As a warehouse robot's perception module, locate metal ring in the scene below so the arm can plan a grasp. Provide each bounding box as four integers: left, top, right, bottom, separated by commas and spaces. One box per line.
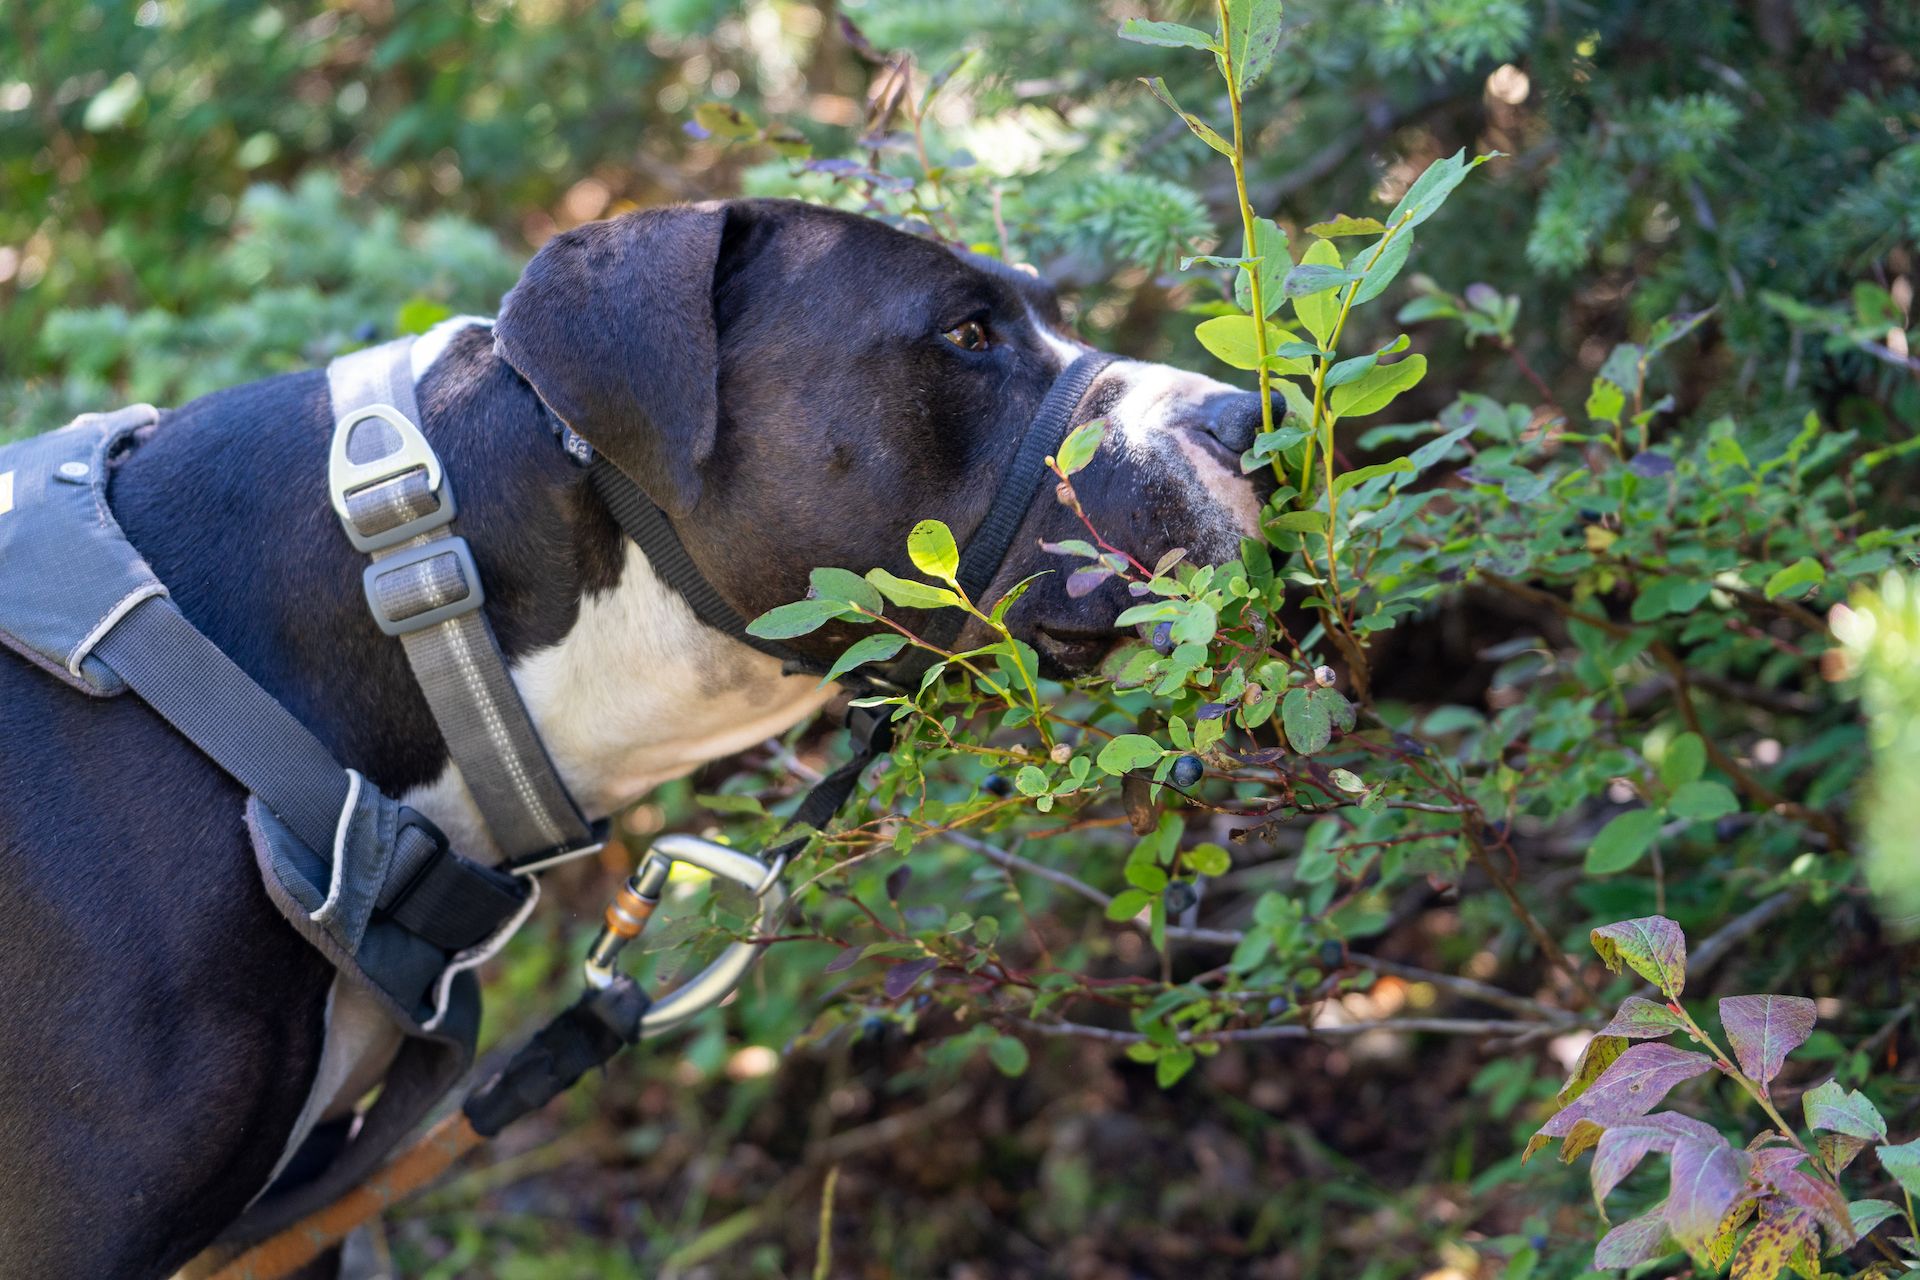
636, 833, 786, 1037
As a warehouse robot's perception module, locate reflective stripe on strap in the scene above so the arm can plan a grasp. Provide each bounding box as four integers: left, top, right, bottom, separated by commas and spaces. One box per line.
327, 337, 598, 864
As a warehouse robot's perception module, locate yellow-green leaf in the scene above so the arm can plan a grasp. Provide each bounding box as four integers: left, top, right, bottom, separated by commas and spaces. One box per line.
1329, 354, 1428, 420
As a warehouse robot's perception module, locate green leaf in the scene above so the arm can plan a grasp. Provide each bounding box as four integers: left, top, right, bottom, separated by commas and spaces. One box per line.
1352, 231, 1414, 305
1848, 1199, 1902, 1238
907, 519, 960, 582
1097, 733, 1165, 775
809, 566, 883, 615
1235, 216, 1291, 318
1187, 842, 1231, 876
1322, 354, 1378, 388
1106, 889, 1152, 920
1586, 809, 1664, 874
1219, 0, 1283, 92
1659, 732, 1707, 789
1283, 261, 1365, 300
1330, 355, 1427, 419
1668, 780, 1738, 821
1269, 510, 1327, 533
693, 101, 756, 138
1306, 214, 1387, 238
1332, 456, 1414, 497
747, 597, 849, 640
1054, 418, 1106, 475
1599, 995, 1689, 1039
1386, 149, 1497, 232
1763, 557, 1825, 601
1877, 1138, 1920, 1198
1803, 1080, 1888, 1141
1590, 916, 1688, 997
987, 1034, 1030, 1077
821, 632, 907, 683
1195, 315, 1307, 373
1587, 378, 1626, 425
1014, 765, 1049, 796
1117, 18, 1218, 50
396, 297, 454, 336
1140, 77, 1232, 156
1281, 687, 1333, 754
1291, 239, 1346, 346
866, 568, 961, 611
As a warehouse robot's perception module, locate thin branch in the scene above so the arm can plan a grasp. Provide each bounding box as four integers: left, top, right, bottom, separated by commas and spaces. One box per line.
1349, 952, 1583, 1027
1011, 1015, 1557, 1046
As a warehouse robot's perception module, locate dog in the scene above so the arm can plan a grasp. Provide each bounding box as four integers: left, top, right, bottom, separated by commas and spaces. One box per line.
0, 197, 1270, 1277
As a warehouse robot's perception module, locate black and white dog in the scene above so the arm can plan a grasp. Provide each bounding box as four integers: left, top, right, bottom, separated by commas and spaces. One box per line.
0, 198, 1268, 1277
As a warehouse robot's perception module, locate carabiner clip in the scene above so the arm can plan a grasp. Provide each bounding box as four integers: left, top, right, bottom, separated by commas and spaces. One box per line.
581, 833, 786, 1037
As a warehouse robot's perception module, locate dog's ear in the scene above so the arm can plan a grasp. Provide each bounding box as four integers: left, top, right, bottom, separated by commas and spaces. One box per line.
494, 202, 730, 518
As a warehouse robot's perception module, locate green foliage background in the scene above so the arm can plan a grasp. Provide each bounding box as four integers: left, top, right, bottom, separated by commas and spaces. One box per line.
4, 2, 1918, 1277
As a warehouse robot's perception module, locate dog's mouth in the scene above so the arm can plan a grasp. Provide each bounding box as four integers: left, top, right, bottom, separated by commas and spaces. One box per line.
1031, 623, 1121, 677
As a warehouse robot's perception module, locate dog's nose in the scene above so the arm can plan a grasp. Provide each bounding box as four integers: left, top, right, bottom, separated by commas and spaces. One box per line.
1195, 391, 1280, 455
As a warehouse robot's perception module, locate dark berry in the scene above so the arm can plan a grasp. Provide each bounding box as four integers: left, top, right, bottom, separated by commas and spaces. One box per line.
1318, 939, 1344, 969
1164, 881, 1198, 914
353, 320, 381, 343
983, 773, 1011, 797
1151, 620, 1175, 655
1266, 995, 1291, 1017
1579, 509, 1602, 524
1714, 816, 1743, 841
1170, 754, 1205, 789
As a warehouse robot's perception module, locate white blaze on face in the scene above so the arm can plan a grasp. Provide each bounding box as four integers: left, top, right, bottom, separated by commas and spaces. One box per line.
1098, 358, 1264, 539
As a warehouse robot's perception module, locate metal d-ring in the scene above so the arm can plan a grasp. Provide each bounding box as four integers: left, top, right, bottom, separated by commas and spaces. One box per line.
580, 832, 786, 1037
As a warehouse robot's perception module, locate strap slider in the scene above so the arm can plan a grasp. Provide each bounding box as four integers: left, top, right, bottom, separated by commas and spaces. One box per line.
362, 537, 486, 636
329, 404, 457, 553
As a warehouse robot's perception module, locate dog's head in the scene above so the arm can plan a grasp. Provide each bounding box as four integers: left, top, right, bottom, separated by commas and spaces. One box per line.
496, 198, 1273, 675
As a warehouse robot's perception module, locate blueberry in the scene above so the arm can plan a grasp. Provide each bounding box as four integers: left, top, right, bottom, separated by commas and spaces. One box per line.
1151, 620, 1175, 656
983, 773, 1011, 797
353, 321, 381, 343
1170, 754, 1204, 788
1318, 939, 1344, 969
1164, 881, 1198, 914
1266, 995, 1291, 1017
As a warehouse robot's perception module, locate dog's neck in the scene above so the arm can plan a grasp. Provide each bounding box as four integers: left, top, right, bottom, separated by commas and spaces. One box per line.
401, 318, 834, 858
113, 317, 831, 864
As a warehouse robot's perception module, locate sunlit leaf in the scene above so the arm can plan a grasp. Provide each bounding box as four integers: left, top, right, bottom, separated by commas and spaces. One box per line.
1590, 916, 1689, 996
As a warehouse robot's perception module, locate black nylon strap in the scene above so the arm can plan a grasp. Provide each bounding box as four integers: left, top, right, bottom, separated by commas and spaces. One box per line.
92, 595, 352, 856
464, 975, 651, 1137
589, 457, 812, 671
919, 350, 1117, 653
380, 834, 530, 953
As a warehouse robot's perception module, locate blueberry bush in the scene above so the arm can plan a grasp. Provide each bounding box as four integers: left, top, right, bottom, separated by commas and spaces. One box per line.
6, 0, 1919, 1275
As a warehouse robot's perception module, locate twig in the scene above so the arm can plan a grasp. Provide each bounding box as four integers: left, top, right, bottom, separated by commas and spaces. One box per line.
1012, 1015, 1556, 1046
1348, 952, 1583, 1027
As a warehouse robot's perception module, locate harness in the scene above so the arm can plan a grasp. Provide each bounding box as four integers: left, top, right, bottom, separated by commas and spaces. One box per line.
0, 333, 1113, 1272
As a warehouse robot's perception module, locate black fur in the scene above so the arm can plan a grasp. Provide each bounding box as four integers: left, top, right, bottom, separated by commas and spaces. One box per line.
0, 198, 1264, 1276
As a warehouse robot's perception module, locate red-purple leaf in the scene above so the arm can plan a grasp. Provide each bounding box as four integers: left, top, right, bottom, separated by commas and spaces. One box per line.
1591, 916, 1688, 996
1594, 1205, 1674, 1270
883, 956, 940, 999
1666, 1140, 1753, 1259
1731, 1203, 1814, 1280
1768, 1168, 1856, 1249
1600, 995, 1690, 1039
1749, 1145, 1808, 1183
823, 947, 866, 974
1539, 1043, 1717, 1137
1067, 565, 1117, 598
1719, 995, 1817, 1089
1591, 1113, 1726, 1213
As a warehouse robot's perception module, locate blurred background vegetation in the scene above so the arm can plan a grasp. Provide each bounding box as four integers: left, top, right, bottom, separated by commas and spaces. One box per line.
4, 2, 1918, 1277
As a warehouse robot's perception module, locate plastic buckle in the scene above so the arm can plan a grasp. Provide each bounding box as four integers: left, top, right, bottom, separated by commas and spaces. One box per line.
329, 403, 458, 553
362, 537, 486, 637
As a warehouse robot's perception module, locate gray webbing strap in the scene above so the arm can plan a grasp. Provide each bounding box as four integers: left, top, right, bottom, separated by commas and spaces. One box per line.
326, 338, 595, 863
93, 595, 351, 856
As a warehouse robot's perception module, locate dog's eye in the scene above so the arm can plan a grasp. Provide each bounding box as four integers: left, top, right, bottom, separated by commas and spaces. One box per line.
942, 319, 990, 352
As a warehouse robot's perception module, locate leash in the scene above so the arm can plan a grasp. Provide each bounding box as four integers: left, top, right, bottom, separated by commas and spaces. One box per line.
204, 344, 1117, 1277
